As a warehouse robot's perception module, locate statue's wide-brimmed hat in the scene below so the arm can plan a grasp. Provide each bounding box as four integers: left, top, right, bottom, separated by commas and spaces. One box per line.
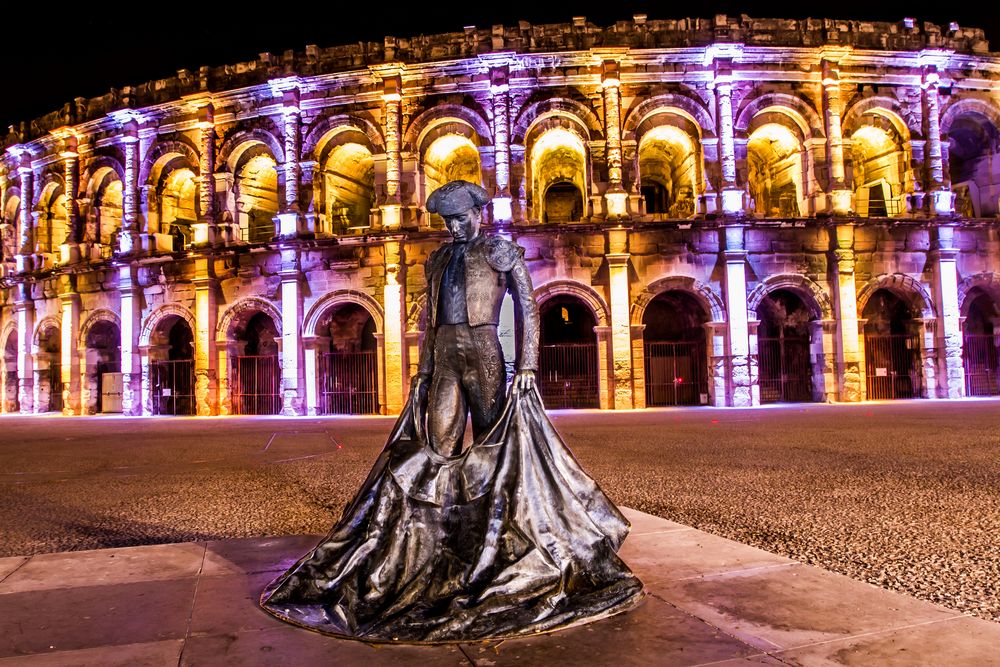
426, 180, 491, 216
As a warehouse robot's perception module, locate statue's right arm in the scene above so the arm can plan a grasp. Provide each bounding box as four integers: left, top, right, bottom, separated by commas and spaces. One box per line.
415, 254, 437, 386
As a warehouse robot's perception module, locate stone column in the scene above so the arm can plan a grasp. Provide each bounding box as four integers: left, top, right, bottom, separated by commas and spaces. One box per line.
932, 225, 964, 397
380, 74, 403, 229
490, 67, 513, 222
118, 264, 142, 415
713, 69, 743, 214
602, 60, 627, 218
723, 225, 756, 406
193, 257, 217, 415
215, 340, 230, 416
594, 325, 611, 410
810, 319, 838, 402
382, 238, 405, 414
822, 61, 853, 215
923, 67, 954, 215
60, 136, 81, 264
832, 224, 862, 401
279, 248, 303, 415
15, 152, 34, 272
59, 278, 80, 415
193, 105, 217, 246
630, 324, 646, 410
277, 89, 307, 238
606, 227, 633, 409
119, 122, 141, 255
705, 321, 728, 407
302, 336, 328, 416
916, 317, 939, 398
15, 295, 33, 414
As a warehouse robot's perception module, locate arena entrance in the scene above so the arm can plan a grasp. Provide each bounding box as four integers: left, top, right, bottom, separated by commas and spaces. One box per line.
863, 289, 922, 400
642, 290, 708, 406
538, 296, 599, 409
84, 320, 121, 413
35, 324, 62, 413
3, 330, 17, 413
316, 303, 379, 414
150, 316, 195, 415
962, 290, 1000, 396
231, 312, 281, 415
757, 289, 814, 403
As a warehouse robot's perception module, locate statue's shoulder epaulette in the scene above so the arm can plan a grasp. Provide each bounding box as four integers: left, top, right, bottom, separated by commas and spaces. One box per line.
485, 235, 524, 272
426, 244, 449, 271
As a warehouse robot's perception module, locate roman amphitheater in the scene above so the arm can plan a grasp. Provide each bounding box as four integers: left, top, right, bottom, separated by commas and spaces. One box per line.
2, 14, 999, 417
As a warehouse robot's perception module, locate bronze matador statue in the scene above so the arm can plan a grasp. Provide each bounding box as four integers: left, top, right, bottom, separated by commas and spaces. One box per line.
260, 180, 642, 643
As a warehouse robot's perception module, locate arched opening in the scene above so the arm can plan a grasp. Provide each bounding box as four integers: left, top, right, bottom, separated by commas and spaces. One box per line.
863, 289, 922, 399
3, 196, 20, 265
322, 142, 375, 234
235, 152, 279, 243
159, 167, 198, 249
962, 290, 1000, 396
850, 119, 909, 217
948, 113, 1000, 217
35, 324, 62, 413
642, 290, 708, 406
530, 128, 587, 224
316, 303, 379, 414
38, 184, 69, 254
90, 168, 123, 249
538, 295, 599, 409
149, 316, 195, 415
3, 331, 18, 413
757, 289, 814, 403
84, 320, 121, 414
423, 134, 482, 228
231, 311, 281, 415
638, 125, 697, 218
747, 123, 803, 218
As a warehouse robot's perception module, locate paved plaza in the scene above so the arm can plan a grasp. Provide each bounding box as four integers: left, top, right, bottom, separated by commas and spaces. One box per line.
1, 399, 998, 633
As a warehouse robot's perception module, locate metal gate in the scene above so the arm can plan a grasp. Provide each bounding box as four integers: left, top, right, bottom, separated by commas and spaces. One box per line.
151, 359, 195, 415
864, 334, 921, 400
319, 351, 379, 414
644, 341, 706, 406
963, 333, 1000, 397
538, 343, 599, 409
47, 363, 63, 412
232, 354, 281, 415
758, 335, 813, 403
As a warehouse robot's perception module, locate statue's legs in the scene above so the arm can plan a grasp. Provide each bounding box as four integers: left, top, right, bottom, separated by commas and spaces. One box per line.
428, 324, 506, 456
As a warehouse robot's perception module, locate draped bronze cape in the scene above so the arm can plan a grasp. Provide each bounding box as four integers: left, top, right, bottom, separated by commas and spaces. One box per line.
259, 386, 643, 643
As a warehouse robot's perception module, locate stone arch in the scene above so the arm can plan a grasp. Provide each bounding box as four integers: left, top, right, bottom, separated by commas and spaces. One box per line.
216, 296, 283, 342
303, 113, 385, 159
79, 309, 122, 350
623, 93, 716, 141
940, 97, 1000, 137
857, 274, 936, 320
139, 303, 197, 347
1, 319, 17, 356
404, 103, 492, 152
735, 93, 825, 139
512, 97, 603, 145
958, 272, 1000, 316
217, 129, 285, 170
33, 316, 61, 348
533, 280, 609, 328
140, 139, 200, 186
2, 184, 20, 211
303, 289, 384, 337
81, 155, 126, 197
631, 276, 727, 325
842, 97, 917, 140
747, 274, 833, 321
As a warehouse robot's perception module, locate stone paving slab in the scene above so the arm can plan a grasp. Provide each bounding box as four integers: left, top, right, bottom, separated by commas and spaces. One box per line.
0, 508, 996, 666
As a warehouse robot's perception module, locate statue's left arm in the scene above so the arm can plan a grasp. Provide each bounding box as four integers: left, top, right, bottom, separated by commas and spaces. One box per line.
508, 246, 539, 385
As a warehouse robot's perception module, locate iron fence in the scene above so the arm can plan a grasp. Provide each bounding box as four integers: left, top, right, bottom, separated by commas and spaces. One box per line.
232, 354, 282, 415
864, 334, 921, 400
644, 341, 706, 406
963, 333, 1000, 397
758, 335, 813, 403
319, 351, 379, 415
151, 359, 195, 415
538, 343, 599, 409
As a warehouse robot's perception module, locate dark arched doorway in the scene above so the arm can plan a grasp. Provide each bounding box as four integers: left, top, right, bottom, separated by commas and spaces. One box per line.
538, 296, 599, 409
863, 290, 922, 400
232, 312, 281, 414
36, 324, 62, 413
84, 321, 121, 413
643, 290, 708, 406
3, 330, 18, 413
543, 181, 584, 223
150, 316, 195, 415
757, 289, 814, 403
962, 290, 1000, 396
317, 304, 379, 414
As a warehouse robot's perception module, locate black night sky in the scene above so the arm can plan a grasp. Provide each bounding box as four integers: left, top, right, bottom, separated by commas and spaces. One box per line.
4, 2, 997, 130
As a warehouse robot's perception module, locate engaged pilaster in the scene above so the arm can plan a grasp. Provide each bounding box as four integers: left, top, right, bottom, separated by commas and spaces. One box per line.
59, 135, 81, 264
118, 119, 142, 255
279, 248, 304, 415
713, 68, 744, 215
822, 61, 853, 215
193, 257, 218, 415
490, 67, 513, 223
15, 292, 33, 413
58, 276, 80, 415
192, 104, 218, 246
382, 238, 406, 414
923, 67, 954, 216
932, 225, 964, 397
276, 83, 308, 238
832, 224, 862, 401
602, 61, 627, 219
380, 73, 404, 229
723, 225, 756, 406
118, 263, 142, 415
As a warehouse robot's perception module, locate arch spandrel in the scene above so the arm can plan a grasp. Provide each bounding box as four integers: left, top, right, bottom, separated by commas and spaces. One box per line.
32, 316, 62, 348
746, 274, 833, 321
622, 93, 716, 141
842, 96, 918, 141
856, 273, 936, 320
404, 103, 493, 153
734, 93, 825, 140
631, 276, 727, 325
217, 129, 285, 172
79, 309, 122, 350
140, 139, 200, 187
533, 280, 610, 328
958, 272, 1000, 316
512, 97, 603, 146
304, 114, 385, 160
139, 303, 197, 347
216, 297, 284, 343
303, 289, 385, 337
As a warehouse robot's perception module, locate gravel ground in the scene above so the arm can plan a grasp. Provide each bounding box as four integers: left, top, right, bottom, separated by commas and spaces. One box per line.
0, 400, 997, 623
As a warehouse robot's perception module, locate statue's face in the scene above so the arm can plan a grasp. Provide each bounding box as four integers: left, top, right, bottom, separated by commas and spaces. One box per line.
442, 207, 481, 243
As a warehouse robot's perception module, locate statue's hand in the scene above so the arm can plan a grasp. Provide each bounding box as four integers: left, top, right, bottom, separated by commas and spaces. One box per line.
513, 369, 535, 393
